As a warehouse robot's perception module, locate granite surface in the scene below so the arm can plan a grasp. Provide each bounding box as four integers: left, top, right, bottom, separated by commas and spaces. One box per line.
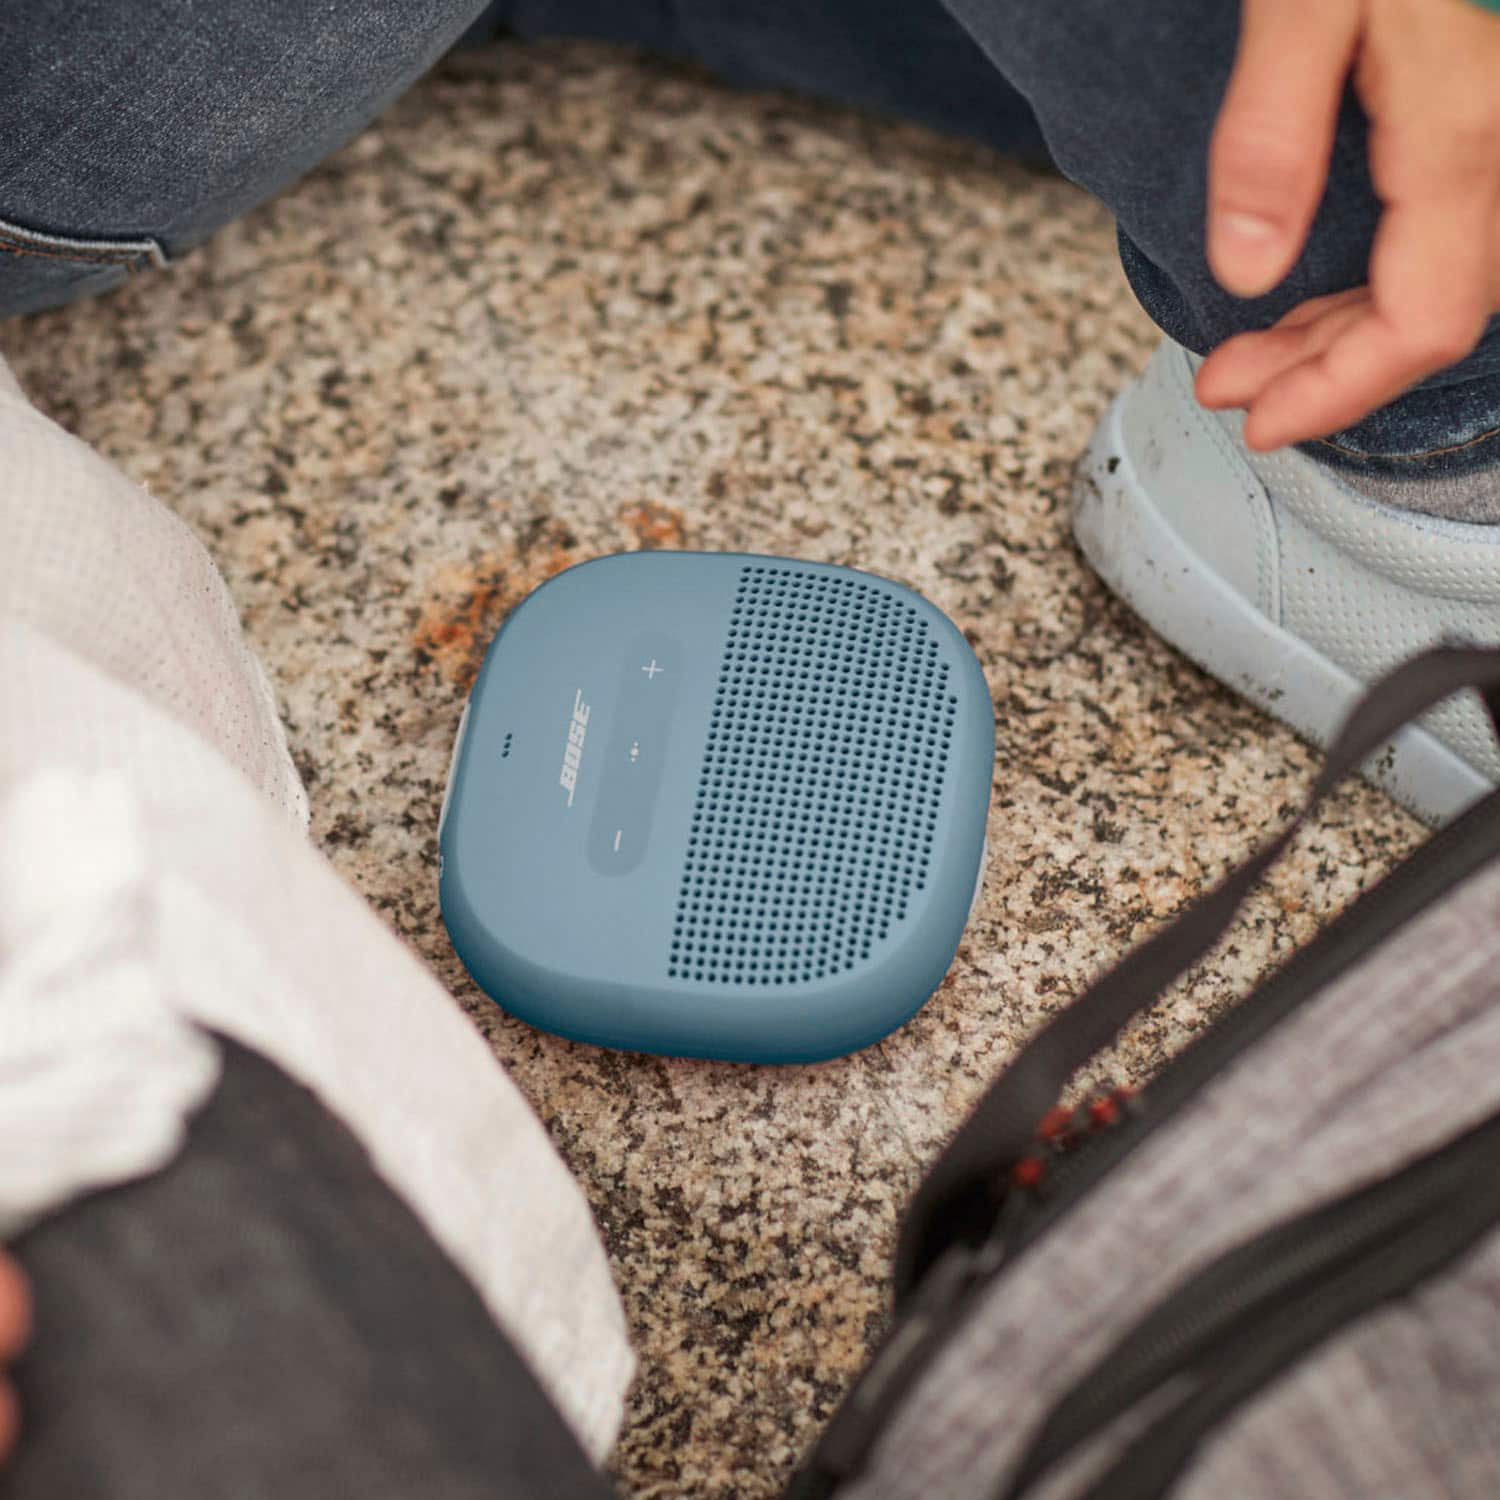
3, 41, 1425, 1499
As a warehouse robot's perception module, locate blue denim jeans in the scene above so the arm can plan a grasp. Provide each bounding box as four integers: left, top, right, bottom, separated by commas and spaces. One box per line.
2, 0, 1498, 479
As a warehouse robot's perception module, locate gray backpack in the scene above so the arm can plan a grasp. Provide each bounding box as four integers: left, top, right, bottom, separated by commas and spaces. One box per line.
788, 645, 1500, 1500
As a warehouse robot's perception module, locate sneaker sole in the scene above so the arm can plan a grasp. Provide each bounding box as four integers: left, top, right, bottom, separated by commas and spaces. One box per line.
1072, 391, 1491, 825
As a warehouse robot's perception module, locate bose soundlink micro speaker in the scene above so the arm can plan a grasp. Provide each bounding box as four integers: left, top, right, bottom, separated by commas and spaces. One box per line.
439, 551, 994, 1063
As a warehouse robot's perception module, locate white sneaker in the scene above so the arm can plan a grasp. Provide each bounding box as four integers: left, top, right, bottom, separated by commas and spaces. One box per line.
1073, 338, 1500, 825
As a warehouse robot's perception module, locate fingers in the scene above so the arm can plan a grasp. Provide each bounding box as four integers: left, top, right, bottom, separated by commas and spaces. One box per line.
0, 1254, 27, 1466
1201, 0, 1500, 448
1359, 67, 1500, 362
0, 1256, 29, 1366
1239, 311, 1433, 450
1201, 171, 1497, 449
1208, 0, 1361, 297
0, 1382, 17, 1464
1196, 289, 1366, 409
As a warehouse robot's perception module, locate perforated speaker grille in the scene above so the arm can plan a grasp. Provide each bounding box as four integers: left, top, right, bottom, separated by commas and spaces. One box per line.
669, 564, 959, 987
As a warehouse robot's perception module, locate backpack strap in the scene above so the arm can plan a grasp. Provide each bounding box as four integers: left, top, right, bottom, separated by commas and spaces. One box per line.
895, 644, 1500, 1299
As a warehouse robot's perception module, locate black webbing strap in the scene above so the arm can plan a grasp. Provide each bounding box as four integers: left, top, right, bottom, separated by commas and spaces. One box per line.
894, 644, 1500, 1299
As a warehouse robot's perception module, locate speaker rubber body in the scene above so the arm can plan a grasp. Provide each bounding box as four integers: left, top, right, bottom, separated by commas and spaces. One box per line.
440, 552, 994, 1063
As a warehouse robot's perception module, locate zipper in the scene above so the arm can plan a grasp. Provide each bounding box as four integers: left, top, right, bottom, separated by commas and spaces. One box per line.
1000, 1109, 1500, 1499
785, 782, 1500, 1498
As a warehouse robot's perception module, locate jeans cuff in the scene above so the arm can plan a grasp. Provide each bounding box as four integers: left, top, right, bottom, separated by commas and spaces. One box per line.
0, 214, 168, 319
1308, 369, 1500, 483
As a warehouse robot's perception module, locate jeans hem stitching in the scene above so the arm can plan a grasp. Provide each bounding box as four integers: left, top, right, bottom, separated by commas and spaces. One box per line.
0, 215, 168, 270
1313, 422, 1500, 465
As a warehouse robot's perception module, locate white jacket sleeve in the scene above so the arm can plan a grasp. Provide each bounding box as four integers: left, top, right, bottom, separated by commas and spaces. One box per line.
0, 359, 632, 1460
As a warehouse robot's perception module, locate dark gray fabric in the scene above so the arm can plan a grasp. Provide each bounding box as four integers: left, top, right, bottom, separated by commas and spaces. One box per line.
4, 1036, 617, 1500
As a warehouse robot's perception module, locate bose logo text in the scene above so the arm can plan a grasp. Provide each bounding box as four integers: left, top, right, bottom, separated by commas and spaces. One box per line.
559, 689, 590, 806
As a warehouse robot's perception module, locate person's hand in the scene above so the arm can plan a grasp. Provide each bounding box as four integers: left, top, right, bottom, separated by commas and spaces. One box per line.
0, 1252, 29, 1463
1195, 0, 1500, 450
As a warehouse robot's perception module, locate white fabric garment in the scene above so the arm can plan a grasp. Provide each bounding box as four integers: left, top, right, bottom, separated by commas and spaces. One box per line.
0, 357, 632, 1459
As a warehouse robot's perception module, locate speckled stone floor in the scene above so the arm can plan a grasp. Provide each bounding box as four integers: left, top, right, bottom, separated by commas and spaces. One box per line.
3, 40, 1425, 1500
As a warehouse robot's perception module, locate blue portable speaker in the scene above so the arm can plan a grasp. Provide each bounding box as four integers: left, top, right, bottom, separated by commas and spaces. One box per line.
439, 551, 994, 1062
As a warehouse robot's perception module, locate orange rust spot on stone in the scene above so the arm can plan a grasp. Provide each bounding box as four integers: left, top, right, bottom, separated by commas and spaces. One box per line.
414, 528, 577, 690
617, 499, 687, 550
